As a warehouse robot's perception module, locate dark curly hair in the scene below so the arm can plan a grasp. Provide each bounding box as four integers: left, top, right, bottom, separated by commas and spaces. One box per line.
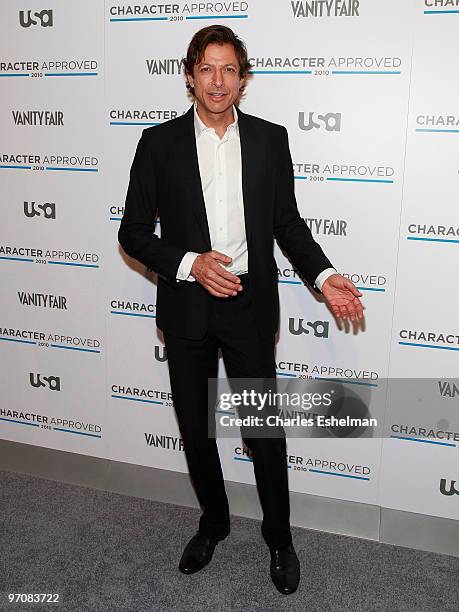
182, 25, 251, 94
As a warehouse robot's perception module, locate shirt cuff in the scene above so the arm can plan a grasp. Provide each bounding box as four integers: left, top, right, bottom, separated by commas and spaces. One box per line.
314, 268, 337, 292
176, 251, 200, 281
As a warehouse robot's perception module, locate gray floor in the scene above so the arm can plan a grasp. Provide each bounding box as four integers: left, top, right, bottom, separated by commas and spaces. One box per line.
0, 470, 458, 612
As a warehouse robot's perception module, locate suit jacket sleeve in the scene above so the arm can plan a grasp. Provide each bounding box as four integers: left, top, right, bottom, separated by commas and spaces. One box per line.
273, 125, 334, 291
118, 129, 187, 286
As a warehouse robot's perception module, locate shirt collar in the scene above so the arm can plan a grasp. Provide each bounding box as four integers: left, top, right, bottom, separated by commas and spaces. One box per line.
193, 102, 239, 140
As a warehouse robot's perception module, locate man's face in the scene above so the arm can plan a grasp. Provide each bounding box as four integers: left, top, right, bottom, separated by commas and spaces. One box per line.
187, 42, 245, 116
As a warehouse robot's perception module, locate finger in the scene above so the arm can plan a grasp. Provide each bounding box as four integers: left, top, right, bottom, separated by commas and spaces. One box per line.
339, 305, 348, 319
208, 269, 242, 291
354, 299, 364, 320
205, 285, 229, 298
208, 274, 241, 293
203, 279, 230, 297
213, 264, 242, 284
331, 305, 341, 319
344, 279, 363, 297
195, 272, 231, 296
206, 277, 238, 296
346, 301, 357, 321
209, 250, 232, 264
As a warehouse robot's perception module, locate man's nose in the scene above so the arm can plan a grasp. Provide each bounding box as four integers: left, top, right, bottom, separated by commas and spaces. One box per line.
212, 69, 223, 87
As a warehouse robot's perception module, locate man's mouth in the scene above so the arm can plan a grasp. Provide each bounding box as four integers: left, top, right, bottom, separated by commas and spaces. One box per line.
208, 92, 227, 100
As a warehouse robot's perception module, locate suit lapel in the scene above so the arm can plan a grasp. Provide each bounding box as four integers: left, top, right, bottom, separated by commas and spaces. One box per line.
235, 105, 256, 248
179, 104, 212, 249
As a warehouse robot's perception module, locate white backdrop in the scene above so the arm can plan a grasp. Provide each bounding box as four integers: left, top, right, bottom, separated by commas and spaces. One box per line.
1, 0, 458, 523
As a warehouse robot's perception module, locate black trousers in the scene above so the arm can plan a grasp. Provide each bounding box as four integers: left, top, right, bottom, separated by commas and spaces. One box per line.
163, 273, 292, 549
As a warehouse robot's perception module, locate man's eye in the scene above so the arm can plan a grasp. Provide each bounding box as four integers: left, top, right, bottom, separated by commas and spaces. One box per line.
201, 67, 210, 72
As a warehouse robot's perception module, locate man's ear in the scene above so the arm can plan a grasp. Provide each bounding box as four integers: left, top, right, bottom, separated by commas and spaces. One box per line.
186, 72, 194, 89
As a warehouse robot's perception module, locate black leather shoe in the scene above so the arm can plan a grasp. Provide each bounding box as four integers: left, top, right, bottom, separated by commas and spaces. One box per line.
178, 531, 227, 575
269, 542, 300, 595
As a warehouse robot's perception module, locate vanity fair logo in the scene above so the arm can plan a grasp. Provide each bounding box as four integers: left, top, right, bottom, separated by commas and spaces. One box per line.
18, 292, 68, 310
299, 112, 341, 131
438, 380, 459, 398
12, 111, 63, 127
146, 58, 182, 75
304, 217, 348, 236
291, 0, 360, 18
145, 433, 184, 451
19, 9, 53, 27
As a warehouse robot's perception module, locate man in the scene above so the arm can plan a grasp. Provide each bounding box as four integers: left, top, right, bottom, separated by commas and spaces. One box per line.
118, 25, 363, 595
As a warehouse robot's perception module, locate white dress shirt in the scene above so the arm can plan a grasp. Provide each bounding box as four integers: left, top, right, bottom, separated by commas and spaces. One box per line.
176, 104, 336, 291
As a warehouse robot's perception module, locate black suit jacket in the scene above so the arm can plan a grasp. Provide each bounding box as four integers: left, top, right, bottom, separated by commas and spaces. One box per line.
118, 104, 333, 339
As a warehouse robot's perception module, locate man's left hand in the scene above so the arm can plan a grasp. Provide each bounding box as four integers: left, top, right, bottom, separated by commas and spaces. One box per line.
321, 273, 364, 321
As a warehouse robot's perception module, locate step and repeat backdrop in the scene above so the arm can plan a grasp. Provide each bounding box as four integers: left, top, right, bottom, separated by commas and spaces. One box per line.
1, 1, 458, 523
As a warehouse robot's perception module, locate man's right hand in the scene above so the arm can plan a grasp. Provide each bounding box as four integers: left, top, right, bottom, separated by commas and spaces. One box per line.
191, 251, 243, 298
